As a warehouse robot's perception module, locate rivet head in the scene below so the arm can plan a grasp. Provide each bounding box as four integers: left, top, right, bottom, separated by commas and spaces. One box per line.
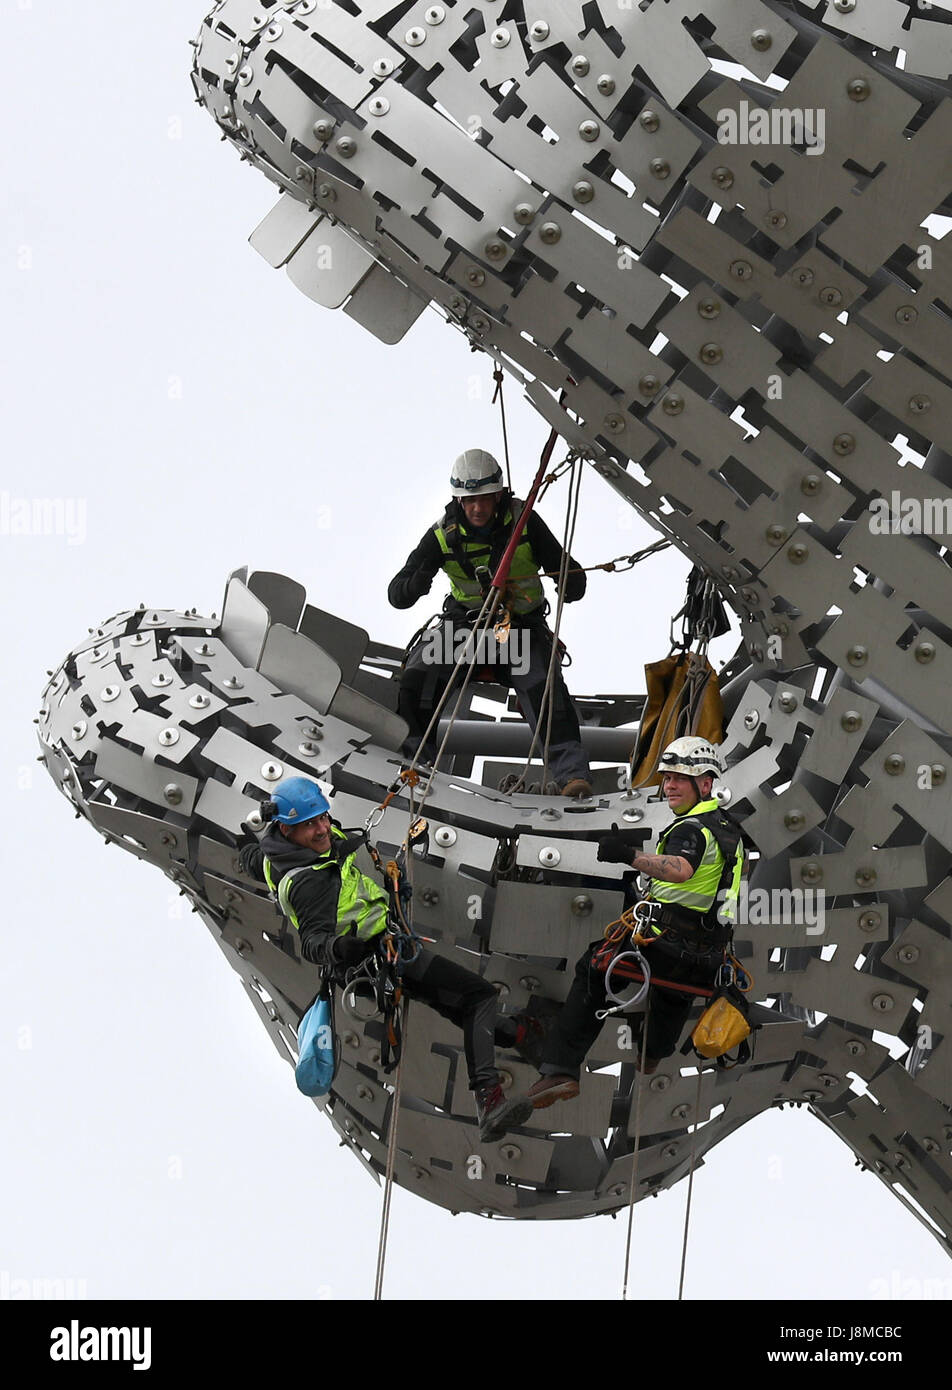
784, 811, 805, 831
519, 975, 541, 992
922, 1136, 940, 1154
498, 1069, 513, 1090
356, 1084, 374, 1102
368, 96, 389, 116
372, 58, 395, 77
660, 1144, 678, 1160
840, 710, 862, 732
490, 27, 510, 48
470, 315, 490, 336
639, 109, 660, 133
222, 675, 243, 690
710, 164, 734, 190
158, 728, 179, 747
914, 641, 935, 663
570, 54, 590, 76
671, 1103, 690, 1120
621, 806, 644, 822
847, 644, 868, 667
714, 786, 732, 805
895, 305, 917, 326
260, 762, 283, 782
571, 894, 593, 917
750, 28, 772, 50
405, 26, 426, 45
604, 413, 626, 435
245, 809, 264, 830
661, 393, 684, 416
884, 753, 905, 775
766, 524, 787, 545
538, 846, 561, 867
897, 945, 920, 964
743, 709, 759, 730
163, 784, 184, 806
741, 587, 758, 606
312, 119, 334, 142
342, 1031, 359, 1049
777, 691, 798, 711
298, 742, 319, 757
802, 1090, 824, 1103
765, 210, 787, 229
424, 5, 445, 22
908, 394, 931, 414
847, 77, 871, 101
698, 296, 721, 319
649, 1075, 671, 1092
833, 432, 855, 455
465, 267, 486, 286
638, 373, 661, 396
265, 22, 282, 39
787, 543, 808, 564
930, 763, 946, 785
872, 992, 894, 1012
189, 692, 211, 710
335, 136, 356, 158
579, 120, 600, 142
855, 866, 877, 886
800, 861, 822, 884
485, 239, 507, 261
513, 202, 535, 225
800, 473, 821, 496
730, 259, 753, 281
101, 686, 120, 702
793, 266, 815, 287
699, 342, 723, 365
572, 180, 595, 203
596, 74, 616, 95
845, 1040, 866, 1057
819, 286, 843, 307
539, 222, 562, 244
238, 66, 253, 85
411, 1166, 429, 1180
529, 20, 550, 41
649, 157, 670, 179
434, 826, 457, 847
834, 0, 856, 10
858, 910, 881, 932
71, 720, 87, 740
499, 1143, 522, 1161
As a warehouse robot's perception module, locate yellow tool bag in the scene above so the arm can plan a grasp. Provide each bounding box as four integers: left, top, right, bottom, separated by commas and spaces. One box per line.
630, 650, 724, 787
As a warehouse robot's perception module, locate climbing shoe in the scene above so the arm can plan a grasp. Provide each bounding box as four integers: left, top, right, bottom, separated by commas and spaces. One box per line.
526, 1074, 580, 1109
475, 1080, 534, 1144
561, 778, 593, 799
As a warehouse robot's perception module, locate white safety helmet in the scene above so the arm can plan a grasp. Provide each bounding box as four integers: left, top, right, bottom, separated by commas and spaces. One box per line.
450, 449, 504, 497
658, 736, 723, 778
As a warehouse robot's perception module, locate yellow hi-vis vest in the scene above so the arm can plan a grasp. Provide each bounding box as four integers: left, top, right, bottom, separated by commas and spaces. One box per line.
647, 799, 745, 927
433, 506, 544, 614
263, 828, 388, 941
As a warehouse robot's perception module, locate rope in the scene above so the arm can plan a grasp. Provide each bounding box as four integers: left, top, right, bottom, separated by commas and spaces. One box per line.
492, 367, 513, 493
622, 997, 651, 1300
677, 1064, 706, 1301
373, 996, 410, 1301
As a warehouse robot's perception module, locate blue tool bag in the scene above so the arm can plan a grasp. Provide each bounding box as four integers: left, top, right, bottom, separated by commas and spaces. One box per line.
294, 993, 336, 1097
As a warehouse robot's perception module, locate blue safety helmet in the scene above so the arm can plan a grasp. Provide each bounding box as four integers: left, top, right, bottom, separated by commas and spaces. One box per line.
264, 776, 330, 825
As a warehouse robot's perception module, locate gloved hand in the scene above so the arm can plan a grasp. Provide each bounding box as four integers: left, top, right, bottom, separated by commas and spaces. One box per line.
597, 823, 638, 866
330, 934, 375, 969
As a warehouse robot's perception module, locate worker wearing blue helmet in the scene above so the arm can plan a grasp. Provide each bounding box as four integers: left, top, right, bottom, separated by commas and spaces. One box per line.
240, 776, 542, 1143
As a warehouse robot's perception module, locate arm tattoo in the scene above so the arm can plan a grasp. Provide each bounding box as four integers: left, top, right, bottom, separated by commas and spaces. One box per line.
629, 851, 691, 881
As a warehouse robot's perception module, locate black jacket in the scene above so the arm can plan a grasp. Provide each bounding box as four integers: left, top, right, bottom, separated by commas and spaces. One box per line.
239, 823, 376, 972
387, 497, 587, 617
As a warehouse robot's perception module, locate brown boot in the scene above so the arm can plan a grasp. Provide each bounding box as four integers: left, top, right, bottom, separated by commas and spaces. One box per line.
526, 1074, 580, 1109
561, 778, 593, 799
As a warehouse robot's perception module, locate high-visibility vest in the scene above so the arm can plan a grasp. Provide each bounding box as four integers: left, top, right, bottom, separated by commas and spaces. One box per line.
263, 827, 388, 941
647, 799, 744, 926
433, 505, 544, 614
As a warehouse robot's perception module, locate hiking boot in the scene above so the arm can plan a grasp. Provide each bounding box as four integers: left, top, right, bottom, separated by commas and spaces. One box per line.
561, 778, 593, 799
474, 1079, 534, 1144
526, 1074, 580, 1109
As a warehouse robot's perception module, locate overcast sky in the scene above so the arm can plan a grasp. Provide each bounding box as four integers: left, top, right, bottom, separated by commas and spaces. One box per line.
2, 0, 950, 1303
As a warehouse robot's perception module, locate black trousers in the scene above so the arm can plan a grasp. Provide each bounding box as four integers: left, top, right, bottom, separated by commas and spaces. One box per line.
539, 939, 721, 1078
398, 614, 589, 785
398, 949, 515, 1090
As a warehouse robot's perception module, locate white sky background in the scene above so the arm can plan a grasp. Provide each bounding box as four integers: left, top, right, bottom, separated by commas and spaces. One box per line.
2, 0, 951, 1303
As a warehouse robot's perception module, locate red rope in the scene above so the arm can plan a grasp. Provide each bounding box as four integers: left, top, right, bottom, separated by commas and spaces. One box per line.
490, 424, 560, 592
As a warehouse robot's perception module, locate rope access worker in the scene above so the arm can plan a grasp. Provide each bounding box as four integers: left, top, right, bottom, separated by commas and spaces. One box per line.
239, 776, 541, 1142
514, 737, 746, 1109
388, 449, 593, 798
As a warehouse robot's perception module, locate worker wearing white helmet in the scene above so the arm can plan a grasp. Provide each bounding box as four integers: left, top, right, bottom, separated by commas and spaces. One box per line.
516, 736, 747, 1107
388, 449, 593, 797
